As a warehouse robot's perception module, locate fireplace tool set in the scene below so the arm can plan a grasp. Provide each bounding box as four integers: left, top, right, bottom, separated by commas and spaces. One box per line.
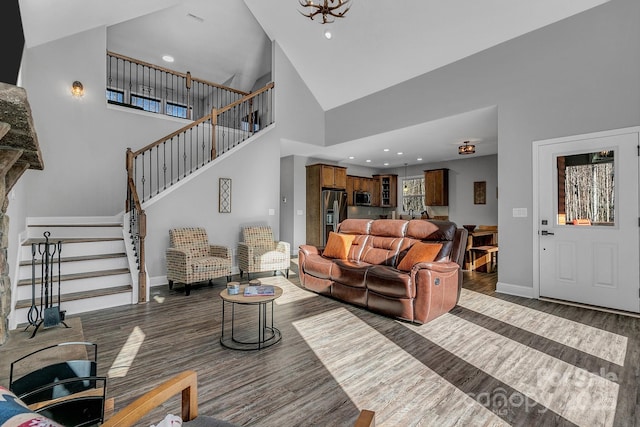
25, 231, 68, 338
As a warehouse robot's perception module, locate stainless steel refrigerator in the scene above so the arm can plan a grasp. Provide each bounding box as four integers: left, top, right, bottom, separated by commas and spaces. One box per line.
321, 190, 348, 246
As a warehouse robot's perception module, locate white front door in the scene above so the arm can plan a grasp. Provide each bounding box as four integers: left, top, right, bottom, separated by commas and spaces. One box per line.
537, 130, 640, 313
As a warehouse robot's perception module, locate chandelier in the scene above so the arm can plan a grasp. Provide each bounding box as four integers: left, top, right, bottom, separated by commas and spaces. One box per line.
458, 141, 476, 155
299, 0, 351, 24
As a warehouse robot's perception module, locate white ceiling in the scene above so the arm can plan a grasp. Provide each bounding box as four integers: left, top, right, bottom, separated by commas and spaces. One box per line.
19, 0, 608, 167
245, 0, 608, 111
281, 105, 498, 169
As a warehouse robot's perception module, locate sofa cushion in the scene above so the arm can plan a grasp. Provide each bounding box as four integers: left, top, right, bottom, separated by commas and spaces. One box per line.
337, 219, 372, 235
396, 242, 443, 271
366, 265, 414, 298
417, 221, 457, 242
323, 232, 356, 259
405, 220, 440, 240
359, 236, 404, 266
302, 253, 334, 279
370, 219, 408, 237
331, 260, 370, 288
347, 235, 369, 261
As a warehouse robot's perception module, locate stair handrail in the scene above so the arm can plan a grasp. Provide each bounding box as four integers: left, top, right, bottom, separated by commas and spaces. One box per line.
216, 82, 274, 115
125, 82, 274, 302
131, 82, 274, 157
125, 175, 147, 303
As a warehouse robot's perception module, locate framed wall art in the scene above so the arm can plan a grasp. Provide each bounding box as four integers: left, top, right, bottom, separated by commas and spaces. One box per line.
219, 178, 232, 213
474, 181, 486, 205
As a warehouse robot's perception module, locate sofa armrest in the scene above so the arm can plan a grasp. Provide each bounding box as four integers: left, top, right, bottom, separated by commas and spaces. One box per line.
102, 370, 198, 427
209, 245, 232, 260
413, 261, 459, 273
299, 244, 321, 256
276, 241, 290, 254
413, 261, 460, 323
166, 248, 191, 269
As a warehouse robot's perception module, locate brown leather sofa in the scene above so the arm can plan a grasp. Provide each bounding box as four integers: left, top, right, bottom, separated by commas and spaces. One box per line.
298, 219, 468, 324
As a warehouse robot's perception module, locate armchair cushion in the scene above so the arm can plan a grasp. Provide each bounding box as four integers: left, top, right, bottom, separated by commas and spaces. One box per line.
170, 228, 210, 258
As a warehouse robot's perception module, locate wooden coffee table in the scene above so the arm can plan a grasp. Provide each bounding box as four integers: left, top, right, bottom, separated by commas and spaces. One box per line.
219, 284, 283, 350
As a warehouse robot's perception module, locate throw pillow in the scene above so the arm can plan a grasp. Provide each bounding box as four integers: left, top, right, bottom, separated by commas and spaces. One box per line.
322, 232, 356, 259
396, 242, 443, 271
0, 386, 62, 427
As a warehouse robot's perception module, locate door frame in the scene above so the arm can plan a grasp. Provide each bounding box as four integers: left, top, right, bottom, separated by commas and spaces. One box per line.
532, 126, 640, 300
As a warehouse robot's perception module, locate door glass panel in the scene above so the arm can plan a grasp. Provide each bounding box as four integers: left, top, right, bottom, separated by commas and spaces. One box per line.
556, 150, 615, 226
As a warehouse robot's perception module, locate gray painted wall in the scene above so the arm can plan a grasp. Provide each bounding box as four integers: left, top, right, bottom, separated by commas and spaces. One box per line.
272, 42, 328, 252
144, 135, 281, 280
324, 0, 640, 291
19, 26, 190, 217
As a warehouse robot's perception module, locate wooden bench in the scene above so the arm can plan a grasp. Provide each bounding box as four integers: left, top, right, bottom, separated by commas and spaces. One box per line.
470, 245, 498, 273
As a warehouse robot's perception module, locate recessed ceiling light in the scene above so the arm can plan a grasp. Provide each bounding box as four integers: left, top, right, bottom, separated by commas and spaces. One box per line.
383, 162, 389, 166
383, 148, 390, 152
348, 156, 355, 159
417, 157, 423, 161
397, 152, 403, 155
162, 55, 174, 63
366, 159, 371, 163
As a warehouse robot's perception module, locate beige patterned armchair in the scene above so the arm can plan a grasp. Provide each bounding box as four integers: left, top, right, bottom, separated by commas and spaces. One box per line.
166, 228, 232, 295
237, 226, 290, 280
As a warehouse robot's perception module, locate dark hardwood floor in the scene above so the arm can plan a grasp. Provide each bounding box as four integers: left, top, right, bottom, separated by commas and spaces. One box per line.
3, 264, 639, 426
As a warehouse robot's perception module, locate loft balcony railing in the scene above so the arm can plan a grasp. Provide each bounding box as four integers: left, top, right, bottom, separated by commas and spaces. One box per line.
125, 81, 274, 302
107, 51, 247, 121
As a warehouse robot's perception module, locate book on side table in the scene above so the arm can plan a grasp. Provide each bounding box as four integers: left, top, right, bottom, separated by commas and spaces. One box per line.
244, 285, 275, 296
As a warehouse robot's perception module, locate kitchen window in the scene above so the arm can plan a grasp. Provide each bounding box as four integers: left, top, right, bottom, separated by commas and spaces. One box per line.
402, 177, 426, 213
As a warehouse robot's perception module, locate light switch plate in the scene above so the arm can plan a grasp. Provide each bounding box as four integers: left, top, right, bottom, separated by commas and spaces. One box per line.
268, 209, 275, 216
512, 208, 528, 217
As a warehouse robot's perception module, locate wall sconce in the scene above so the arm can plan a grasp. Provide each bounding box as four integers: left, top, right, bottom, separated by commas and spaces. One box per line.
71, 81, 84, 97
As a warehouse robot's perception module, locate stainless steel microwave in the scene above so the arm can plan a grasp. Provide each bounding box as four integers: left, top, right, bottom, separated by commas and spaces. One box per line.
354, 191, 371, 206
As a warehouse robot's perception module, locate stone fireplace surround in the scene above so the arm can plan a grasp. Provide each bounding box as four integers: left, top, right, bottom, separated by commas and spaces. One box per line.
0, 83, 44, 344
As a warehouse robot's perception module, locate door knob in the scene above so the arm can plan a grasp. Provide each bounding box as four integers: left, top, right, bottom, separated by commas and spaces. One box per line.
540, 230, 555, 236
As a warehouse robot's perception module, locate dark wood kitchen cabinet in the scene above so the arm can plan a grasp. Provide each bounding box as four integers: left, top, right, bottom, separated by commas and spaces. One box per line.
424, 168, 449, 206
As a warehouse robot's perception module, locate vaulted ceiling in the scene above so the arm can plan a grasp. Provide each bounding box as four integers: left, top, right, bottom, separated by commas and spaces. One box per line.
19, 0, 608, 166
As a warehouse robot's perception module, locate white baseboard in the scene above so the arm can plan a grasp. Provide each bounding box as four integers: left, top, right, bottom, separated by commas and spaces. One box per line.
150, 266, 241, 288
150, 276, 168, 288
496, 282, 535, 299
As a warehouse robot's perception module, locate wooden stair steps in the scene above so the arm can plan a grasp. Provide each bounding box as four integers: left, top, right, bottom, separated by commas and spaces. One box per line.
15, 285, 133, 310
18, 268, 130, 287
22, 237, 123, 246
19, 252, 127, 267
